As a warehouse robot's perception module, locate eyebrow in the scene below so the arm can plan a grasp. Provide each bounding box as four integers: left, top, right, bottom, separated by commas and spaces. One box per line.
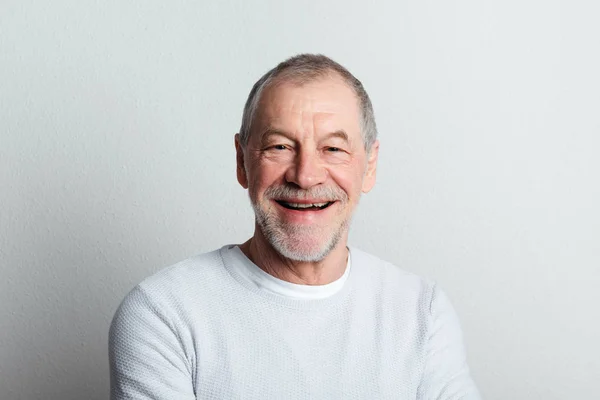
325, 130, 350, 142
259, 128, 293, 143
259, 127, 350, 144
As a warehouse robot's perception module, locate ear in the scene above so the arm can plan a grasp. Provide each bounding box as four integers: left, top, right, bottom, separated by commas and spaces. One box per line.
235, 134, 248, 189
361, 140, 379, 193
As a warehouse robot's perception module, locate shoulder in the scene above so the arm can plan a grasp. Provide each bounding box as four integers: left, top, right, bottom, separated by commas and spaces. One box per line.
349, 247, 435, 291
111, 247, 234, 327
349, 247, 437, 312
137, 247, 226, 296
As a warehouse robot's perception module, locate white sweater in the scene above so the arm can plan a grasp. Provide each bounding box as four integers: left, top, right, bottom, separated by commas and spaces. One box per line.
109, 245, 481, 399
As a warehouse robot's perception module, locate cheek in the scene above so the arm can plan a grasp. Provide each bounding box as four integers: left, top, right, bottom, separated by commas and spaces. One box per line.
248, 162, 286, 195
329, 165, 365, 200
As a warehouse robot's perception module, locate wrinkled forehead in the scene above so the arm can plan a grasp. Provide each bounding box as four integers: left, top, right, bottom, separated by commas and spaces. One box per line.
252, 74, 362, 140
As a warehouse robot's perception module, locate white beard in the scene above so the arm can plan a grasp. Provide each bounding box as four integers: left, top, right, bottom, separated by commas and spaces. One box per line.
251, 200, 350, 262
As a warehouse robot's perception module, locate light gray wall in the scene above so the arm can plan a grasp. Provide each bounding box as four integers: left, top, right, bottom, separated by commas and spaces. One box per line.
1, 1, 598, 399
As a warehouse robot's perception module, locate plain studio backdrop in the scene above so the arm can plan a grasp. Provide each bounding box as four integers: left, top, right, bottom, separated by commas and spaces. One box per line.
1, 1, 599, 399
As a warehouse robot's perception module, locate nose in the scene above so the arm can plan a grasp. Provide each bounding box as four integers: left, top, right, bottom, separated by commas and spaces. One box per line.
284, 148, 327, 189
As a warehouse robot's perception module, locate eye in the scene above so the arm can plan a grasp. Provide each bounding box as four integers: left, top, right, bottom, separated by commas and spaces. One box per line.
266, 144, 288, 151
326, 147, 342, 152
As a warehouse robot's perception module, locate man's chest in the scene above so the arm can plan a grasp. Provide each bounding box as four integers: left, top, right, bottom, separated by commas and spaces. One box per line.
188, 303, 427, 399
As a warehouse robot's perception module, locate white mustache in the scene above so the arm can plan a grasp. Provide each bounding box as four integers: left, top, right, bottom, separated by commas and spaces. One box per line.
264, 185, 347, 202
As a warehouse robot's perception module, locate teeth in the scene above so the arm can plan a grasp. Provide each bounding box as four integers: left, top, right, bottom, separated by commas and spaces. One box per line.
282, 202, 329, 208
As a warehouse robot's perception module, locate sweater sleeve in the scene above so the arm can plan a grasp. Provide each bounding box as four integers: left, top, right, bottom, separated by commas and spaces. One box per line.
416, 284, 482, 400
109, 285, 196, 400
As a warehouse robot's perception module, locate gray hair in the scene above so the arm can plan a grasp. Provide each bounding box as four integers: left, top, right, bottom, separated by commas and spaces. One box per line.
238, 54, 377, 152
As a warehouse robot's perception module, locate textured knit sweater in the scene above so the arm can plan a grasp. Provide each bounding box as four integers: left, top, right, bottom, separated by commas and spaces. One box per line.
109, 245, 481, 399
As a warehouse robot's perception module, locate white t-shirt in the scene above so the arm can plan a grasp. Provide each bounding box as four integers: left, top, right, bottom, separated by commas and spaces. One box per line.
227, 245, 350, 300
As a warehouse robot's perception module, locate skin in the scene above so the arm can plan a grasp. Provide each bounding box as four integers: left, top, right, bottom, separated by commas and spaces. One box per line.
235, 73, 379, 285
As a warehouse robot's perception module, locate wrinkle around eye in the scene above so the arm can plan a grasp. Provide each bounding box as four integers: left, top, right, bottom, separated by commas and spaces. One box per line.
260, 145, 295, 160
324, 146, 351, 155
259, 144, 288, 152
323, 148, 352, 165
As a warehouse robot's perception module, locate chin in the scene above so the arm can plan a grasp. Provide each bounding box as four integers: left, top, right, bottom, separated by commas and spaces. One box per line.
271, 238, 334, 262
262, 223, 347, 263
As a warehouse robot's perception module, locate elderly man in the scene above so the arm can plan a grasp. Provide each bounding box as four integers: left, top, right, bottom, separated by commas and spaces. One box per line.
109, 54, 481, 399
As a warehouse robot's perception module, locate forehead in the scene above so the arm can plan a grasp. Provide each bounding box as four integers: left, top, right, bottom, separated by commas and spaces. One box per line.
253, 74, 362, 138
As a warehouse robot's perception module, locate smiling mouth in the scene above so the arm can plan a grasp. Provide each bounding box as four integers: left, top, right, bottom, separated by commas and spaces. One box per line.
275, 200, 334, 211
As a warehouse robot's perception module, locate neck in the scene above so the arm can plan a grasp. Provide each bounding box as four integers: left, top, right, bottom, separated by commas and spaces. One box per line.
238, 226, 349, 286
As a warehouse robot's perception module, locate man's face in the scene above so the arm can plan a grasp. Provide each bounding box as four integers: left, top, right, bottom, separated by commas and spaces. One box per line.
236, 74, 379, 262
